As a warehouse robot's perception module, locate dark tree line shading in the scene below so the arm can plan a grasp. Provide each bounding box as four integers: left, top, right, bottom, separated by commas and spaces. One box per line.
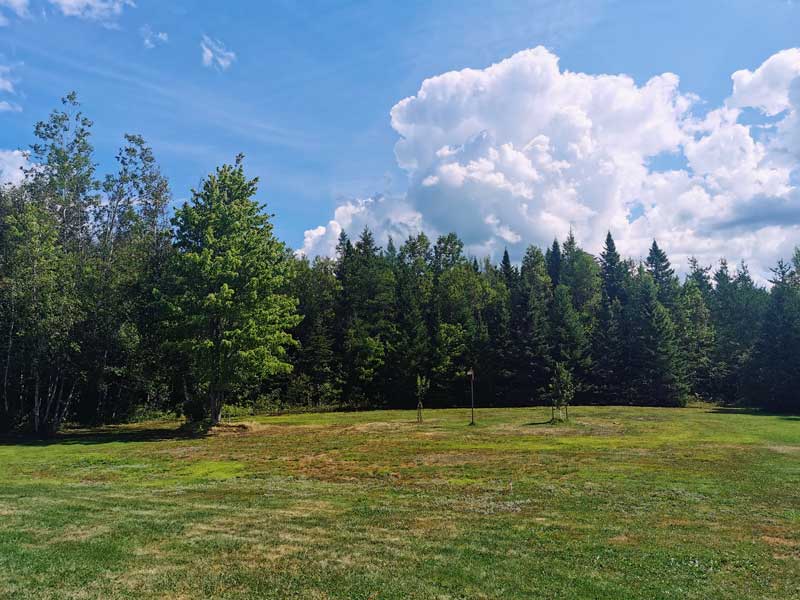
1, 95, 799, 433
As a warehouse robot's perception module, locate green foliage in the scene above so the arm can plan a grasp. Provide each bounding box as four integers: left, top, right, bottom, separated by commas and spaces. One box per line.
547, 362, 575, 421
162, 156, 300, 423
2, 93, 798, 434
625, 268, 687, 406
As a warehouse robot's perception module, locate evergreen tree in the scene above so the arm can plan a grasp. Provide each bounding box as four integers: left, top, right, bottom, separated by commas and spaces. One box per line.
337, 227, 399, 405
549, 284, 589, 386
646, 240, 679, 310
394, 233, 434, 406
592, 293, 625, 403
749, 259, 800, 411
675, 280, 715, 399
545, 239, 562, 287
709, 260, 768, 402
599, 232, 627, 303
519, 245, 552, 401
625, 268, 687, 406
288, 256, 342, 406
686, 257, 713, 304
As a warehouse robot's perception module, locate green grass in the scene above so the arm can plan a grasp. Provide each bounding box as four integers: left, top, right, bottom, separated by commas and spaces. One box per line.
1, 404, 799, 599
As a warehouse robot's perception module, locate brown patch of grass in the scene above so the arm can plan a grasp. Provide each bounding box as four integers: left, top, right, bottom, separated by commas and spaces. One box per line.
767, 445, 800, 455
608, 534, 635, 544
51, 524, 111, 543
762, 535, 798, 548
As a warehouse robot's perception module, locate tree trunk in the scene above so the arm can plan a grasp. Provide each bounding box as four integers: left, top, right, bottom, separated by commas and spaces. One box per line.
3, 298, 14, 414
210, 390, 223, 425
33, 367, 41, 434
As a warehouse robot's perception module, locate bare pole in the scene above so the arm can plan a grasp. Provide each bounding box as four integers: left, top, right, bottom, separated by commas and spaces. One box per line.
468, 367, 475, 426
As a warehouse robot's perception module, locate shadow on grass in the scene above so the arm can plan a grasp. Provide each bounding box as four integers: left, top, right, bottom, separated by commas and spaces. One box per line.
0, 421, 211, 446
710, 406, 800, 420
524, 419, 557, 426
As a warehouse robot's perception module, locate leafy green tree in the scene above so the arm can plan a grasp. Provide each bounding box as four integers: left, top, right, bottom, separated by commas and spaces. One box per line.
28, 92, 99, 253
548, 362, 574, 422
163, 156, 299, 424
2, 202, 80, 433
431, 259, 488, 402
393, 233, 434, 406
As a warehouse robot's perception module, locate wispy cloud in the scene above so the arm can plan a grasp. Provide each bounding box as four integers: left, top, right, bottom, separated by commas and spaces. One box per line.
0, 65, 14, 94
0, 0, 29, 25
201, 35, 236, 71
14, 42, 314, 152
140, 25, 168, 49
48, 0, 134, 22
0, 64, 21, 111
0, 100, 22, 112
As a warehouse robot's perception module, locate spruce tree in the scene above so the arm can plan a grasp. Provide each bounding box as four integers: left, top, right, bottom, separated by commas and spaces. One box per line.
750, 259, 800, 411
675, 280, 715, 399
646, 240, 679, 310
599, 232, 627, 303
545, 239, 562, 287
625, 268, 687, 406
519, 245, 552, 401
549, 284, 589, 388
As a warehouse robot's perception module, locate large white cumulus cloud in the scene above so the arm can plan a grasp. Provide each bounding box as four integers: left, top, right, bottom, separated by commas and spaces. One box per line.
301, 46, 800, 278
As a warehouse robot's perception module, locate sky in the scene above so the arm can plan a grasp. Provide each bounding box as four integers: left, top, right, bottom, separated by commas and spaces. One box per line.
1, 0, 800, 280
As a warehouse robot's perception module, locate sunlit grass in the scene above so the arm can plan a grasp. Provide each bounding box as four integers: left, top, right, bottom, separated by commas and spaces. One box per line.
1, 404, 798, 598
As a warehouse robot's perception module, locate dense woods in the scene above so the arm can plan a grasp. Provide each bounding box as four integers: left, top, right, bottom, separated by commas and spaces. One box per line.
1, 95, 799, 433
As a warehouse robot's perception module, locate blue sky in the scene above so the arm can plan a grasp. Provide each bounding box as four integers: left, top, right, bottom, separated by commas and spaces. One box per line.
1, 0, 800, 275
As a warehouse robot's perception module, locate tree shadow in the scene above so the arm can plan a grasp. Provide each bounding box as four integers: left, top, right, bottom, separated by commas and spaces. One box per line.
0, 421, 210, 447
709, 406, 800, 420
524, 419, 558, 426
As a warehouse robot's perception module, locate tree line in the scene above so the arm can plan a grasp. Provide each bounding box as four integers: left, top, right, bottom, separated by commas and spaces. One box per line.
1, 95, 799, 434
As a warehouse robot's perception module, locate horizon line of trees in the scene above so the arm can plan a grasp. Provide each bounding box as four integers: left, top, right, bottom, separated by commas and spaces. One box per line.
1, 94, 799, 434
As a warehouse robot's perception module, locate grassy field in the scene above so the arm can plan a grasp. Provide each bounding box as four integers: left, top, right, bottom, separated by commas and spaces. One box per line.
0, 405, 799, 599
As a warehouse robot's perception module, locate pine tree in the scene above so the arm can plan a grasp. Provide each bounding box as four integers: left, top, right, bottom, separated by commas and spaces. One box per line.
646, 240, 679, 310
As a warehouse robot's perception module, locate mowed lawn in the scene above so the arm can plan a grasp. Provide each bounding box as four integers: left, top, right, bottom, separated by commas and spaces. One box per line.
1, 406, 799, 599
